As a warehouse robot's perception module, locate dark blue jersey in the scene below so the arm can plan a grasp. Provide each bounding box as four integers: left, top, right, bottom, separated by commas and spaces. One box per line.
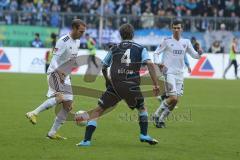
102, 40, 150, 84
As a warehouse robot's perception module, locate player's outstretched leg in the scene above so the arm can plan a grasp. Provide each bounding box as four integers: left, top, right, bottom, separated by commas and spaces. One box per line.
138, 109, 158, 145
75, 106, 105, 123
76, 120, 97, 147
25, 97, 57, 125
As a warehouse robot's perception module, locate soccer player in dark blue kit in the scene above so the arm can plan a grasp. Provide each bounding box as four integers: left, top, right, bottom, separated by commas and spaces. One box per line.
76, 23, 160, 146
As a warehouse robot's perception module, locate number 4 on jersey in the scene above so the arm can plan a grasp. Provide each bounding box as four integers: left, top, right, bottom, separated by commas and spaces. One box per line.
121, 49, 131, 66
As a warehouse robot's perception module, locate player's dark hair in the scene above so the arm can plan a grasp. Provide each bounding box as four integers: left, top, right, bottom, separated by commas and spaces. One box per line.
72, 19, 86, 29
119, 23, 134, 40
172, 20, 183, 28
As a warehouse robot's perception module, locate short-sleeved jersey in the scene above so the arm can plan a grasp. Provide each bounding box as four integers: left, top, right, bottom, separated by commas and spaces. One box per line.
47, 34, 80, 74
102, 40, 150, 84
154, 36, 200, 74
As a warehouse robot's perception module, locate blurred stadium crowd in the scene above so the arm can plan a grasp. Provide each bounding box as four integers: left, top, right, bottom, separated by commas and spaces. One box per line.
1, 0, 239, 17
0, 0, 240, 30
0, 0, 240, 52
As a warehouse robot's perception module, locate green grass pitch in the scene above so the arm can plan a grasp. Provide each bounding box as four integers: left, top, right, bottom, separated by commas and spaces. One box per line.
0, 73, 240, 160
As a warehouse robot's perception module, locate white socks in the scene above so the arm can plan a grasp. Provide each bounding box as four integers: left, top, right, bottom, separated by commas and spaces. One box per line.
159, 107, 170, 122
48, 107, 69, 136
32, 98, 57, 115
154, 100, 168, 117
155, 100, 171, 122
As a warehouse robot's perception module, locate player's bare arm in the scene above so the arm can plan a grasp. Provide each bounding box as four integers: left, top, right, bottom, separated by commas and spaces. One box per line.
146, 60, 160, 96
187, 40, 203, 59
102, 66, 111, 87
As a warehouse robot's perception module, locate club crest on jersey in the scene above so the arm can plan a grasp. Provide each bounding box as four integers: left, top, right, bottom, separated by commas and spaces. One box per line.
171, 44, 174, 46
183, 44, 186, 48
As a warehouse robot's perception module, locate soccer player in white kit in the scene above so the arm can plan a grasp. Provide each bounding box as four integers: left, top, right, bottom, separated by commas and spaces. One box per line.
153, 20, 202, 128
25, 19, 86, 139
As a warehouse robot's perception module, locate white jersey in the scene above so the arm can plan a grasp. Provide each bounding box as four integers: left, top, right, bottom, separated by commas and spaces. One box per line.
47, 33, 80, 74
154, 36, 201, 75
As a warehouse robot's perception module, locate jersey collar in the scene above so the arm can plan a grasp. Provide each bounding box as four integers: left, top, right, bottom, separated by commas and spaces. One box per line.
172, 35, 181, 41
122, 39, 134, 42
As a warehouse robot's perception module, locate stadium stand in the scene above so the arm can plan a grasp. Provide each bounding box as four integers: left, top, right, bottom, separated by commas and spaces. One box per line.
0, 0, 240, 51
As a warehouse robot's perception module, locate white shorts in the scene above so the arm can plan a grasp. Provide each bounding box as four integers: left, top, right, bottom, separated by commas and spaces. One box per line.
46, 72, 73, 101
164, 74, 184, 97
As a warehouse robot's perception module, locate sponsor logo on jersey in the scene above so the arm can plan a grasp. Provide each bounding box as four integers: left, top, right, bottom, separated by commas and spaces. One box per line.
0, 49, 11, 70
173, 50, 184, 55
191, 56, 214, 77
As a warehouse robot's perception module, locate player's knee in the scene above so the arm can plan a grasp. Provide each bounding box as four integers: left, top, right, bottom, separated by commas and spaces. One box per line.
169, 96, 178, 105
55, 93, 64, 103
63, 101, 73, 112
64, 105, 72, 112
